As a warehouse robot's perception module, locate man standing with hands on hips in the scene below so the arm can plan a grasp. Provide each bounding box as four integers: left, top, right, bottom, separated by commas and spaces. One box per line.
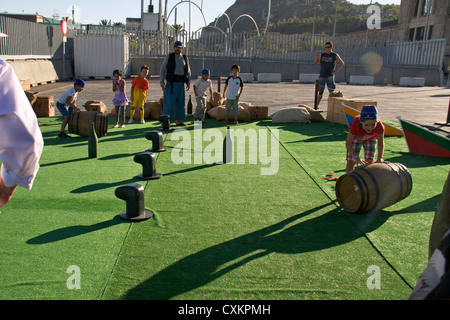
160, 41, 191, 127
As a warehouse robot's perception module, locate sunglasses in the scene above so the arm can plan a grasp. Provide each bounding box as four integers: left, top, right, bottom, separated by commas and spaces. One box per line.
325, 46, 332, 48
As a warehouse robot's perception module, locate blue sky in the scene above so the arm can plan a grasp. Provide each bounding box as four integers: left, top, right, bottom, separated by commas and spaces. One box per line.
1, 0, 402, 32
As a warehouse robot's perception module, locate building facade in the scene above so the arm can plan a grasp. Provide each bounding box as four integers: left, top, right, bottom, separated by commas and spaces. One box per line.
397, 0, 449, 68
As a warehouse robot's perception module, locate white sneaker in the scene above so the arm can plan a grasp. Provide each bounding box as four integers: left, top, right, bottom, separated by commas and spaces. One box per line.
128, 119, 134, 124
140, 119, 145, 124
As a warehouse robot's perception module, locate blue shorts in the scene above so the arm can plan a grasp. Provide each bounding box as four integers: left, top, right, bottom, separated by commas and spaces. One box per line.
56, 101, 73, 117
318, 76, 336, 94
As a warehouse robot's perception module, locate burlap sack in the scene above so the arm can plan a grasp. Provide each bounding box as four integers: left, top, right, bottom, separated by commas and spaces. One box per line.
272, 107, 311, 123
207, 106, 219, 119
210, 92, 225, 107
146, 101, 163, 119
24, 91, 37, 106
299, 104, 325, 122
239, 102, 253, 109
84, 100, 108, 113
214, 106, 250, 122
329, 91, 344, 98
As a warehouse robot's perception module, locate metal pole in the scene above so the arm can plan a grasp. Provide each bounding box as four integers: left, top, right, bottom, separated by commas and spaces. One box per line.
63, 41, 66, 81
314, 80, 319, 110
188, 0, 191, 55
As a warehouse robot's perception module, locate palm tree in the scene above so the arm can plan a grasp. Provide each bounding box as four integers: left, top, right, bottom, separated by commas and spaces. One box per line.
172, 24, 185, 38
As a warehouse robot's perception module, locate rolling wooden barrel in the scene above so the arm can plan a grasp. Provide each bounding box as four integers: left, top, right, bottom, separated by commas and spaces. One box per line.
68, 111, 108, 137
335, 162, 412, 214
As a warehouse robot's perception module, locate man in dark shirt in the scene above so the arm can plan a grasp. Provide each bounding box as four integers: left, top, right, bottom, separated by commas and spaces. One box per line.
314, 41, 344, 106
160, 41, 191, 126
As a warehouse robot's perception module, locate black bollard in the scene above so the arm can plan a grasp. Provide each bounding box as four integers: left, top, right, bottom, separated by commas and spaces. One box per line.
134, 152, 163, 180
158, 114, 172, 131
145, 131, 167, 152
115, 183, 153, 221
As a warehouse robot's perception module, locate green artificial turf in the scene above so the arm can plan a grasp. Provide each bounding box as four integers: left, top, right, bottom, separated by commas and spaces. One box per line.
0, 116, 448, 300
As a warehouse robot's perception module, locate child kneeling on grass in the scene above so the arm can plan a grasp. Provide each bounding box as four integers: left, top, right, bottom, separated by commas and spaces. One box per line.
345, 105, 385, 173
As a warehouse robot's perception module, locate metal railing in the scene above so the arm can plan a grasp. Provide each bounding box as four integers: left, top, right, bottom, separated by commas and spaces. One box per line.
1, 14, 447, 68
129, 29, 447, 67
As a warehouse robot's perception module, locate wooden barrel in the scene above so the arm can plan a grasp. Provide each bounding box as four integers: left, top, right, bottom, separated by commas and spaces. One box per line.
335, 162, 412, 214
68, 111, 108, 137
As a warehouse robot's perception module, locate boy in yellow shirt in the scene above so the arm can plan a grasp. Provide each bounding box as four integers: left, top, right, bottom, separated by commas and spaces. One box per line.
129, 65, 150, 124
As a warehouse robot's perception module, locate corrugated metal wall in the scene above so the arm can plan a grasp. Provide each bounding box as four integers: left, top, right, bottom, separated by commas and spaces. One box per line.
0, 15, 75, 58
74, 35, 130, 79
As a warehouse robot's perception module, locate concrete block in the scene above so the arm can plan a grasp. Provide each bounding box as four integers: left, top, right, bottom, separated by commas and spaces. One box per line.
299, 73, 319, 83
349, 75, 374, 85
399, 77, 425, 87
239, 73, 254, 83
257, 73, 281, 82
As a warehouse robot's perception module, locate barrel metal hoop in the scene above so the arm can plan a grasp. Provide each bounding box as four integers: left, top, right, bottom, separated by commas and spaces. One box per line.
396, 163, 413, 198
360, 168, 380, 213
348, 171, 367, 213
75, 112, 81, 134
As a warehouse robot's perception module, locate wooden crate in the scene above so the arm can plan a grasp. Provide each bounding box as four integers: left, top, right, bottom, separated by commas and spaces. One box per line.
33, 96, 55, 117
247, 106, 268, 120
327, 97, 377, 125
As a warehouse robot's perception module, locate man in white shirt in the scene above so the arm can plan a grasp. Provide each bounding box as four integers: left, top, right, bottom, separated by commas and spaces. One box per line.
0, 58, 44, 209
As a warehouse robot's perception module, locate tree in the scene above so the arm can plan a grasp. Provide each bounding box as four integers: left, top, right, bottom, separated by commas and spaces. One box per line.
172, 24, 185, 37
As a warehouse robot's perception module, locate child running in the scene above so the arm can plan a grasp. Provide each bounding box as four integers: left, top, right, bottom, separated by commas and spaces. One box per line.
345, 105, 385, 172
112, 69, 128, 128
129, 65, 149, 124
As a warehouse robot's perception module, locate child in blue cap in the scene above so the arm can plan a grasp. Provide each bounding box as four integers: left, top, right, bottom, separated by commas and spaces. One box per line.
345, 105, 385, 172
193, 68, 213, 122
56, 78, 85, 138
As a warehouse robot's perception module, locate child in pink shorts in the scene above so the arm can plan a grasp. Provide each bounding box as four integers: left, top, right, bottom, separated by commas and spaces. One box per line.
345, 105, 385, 172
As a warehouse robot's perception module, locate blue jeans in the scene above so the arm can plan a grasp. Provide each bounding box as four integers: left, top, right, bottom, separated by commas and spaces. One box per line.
163, 82, 186, 123
56, 101, 73, 117
318, 76, 336, 94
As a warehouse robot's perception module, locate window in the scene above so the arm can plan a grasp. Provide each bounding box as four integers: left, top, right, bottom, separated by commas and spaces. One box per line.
427, 25, 433, 40
416, 27, 425, 40
409, 28, 415, 41
413, 0, 420, 17
421, 0, 427, 16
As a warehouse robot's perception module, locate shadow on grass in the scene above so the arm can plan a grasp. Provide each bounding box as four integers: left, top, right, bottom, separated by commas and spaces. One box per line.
70, 177, 141, 194
26, 215, 129, 244
122, 201, 411, 300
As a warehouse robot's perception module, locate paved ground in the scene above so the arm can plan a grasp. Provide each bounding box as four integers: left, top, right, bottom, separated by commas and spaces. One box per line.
31, 77, 450, 133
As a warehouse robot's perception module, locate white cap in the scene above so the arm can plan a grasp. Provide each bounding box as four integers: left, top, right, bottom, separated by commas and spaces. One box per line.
0, 32, 8, 37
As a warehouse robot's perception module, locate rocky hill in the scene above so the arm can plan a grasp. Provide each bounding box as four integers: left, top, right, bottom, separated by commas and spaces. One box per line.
213, 0, 399, 35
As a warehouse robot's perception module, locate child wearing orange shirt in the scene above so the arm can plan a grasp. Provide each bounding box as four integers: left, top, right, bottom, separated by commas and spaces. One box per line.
129, 65, 150, 124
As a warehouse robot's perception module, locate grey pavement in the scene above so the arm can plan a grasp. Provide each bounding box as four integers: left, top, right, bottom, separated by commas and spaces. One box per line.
32, 77, 450, 132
